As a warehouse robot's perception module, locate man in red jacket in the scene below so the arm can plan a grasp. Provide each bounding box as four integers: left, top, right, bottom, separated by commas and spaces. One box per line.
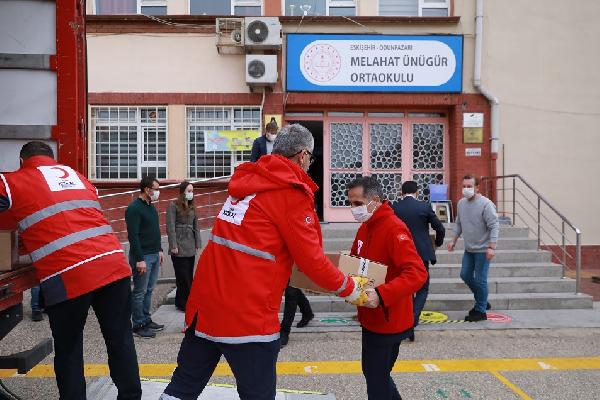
161, 124, 368, 400
347, 176, 427, 400
0, 142, 141, 400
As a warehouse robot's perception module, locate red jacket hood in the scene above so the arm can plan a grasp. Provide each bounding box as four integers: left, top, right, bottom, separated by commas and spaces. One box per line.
21, 155, 57, 169
228, 154, 318, 199
364, 201, 395, 228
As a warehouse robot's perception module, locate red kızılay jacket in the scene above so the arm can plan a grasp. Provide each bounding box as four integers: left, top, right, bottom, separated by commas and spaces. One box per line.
0, 156, 131, 306
185, 154, 355, 343
351, 202, 428, 334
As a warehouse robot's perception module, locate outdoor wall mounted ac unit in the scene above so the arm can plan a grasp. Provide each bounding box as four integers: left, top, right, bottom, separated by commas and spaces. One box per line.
245, 55, 278, 87
244, 17, 281, 50
216, 18, 245, 54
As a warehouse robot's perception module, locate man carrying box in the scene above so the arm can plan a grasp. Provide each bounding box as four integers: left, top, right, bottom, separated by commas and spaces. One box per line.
347, 176, 428, 400
161, 124, 368, 400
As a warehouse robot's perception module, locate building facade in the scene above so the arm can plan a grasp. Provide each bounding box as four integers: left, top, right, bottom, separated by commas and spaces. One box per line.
85, 0, 600, 257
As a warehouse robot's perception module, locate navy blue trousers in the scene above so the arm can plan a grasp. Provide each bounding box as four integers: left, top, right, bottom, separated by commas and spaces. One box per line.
164, 328, 280, 400
362, 329, 403, 400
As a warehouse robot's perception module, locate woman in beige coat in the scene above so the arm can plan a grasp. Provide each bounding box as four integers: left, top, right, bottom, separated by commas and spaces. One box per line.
166, 181, 202, 311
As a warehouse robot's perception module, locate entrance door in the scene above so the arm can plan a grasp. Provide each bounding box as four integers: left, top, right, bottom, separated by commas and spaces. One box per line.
287, 120, 325, 221
324, 112, 448, 222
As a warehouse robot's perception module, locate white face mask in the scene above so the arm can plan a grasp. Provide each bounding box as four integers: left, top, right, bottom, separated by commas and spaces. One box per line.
351, 200, 374, 223
150, 190, 160, 202
185, 192, 194, 201
462, 187, 475, 199
266, 133, 277, 142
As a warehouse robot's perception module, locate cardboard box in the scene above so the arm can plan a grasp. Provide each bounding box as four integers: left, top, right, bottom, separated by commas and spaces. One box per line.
290, 253, 388, 293
0, 230, 19, 272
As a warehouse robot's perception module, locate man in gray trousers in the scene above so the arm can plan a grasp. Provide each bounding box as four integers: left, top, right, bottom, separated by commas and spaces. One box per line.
448, 174, 499, 322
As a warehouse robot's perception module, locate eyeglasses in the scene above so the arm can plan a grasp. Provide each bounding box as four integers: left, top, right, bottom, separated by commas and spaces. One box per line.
291, 149, 315, 165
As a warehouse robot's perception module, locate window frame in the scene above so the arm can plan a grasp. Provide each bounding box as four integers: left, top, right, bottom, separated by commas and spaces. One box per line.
282, 0, 357, 16
376, 0, 450, 17
186, 0, 263, 16
138, 0, 167, 14
186, 105, 262, 180
93, 0, 167, 15
89, 105, 169, 181
232, 0, 263, 16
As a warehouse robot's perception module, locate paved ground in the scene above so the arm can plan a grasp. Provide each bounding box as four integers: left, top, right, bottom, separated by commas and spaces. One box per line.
2, 285, 600, 399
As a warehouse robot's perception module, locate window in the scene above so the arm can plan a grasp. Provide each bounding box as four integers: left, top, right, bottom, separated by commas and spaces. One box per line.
283, 0, 356, 16
95, 0, 166, 15
378, 0, 449, 17
139, 0, 167, 15
187, 106, 261, 179
190, 0, 262, 16
90, 106, 167, 180
95, 0, 136, 14
233, 0, 262, 16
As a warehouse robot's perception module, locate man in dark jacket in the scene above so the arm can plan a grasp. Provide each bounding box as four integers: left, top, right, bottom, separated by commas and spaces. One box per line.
348, 176, 427, 400
392, 181, 445, 341
250, 118, 279, 162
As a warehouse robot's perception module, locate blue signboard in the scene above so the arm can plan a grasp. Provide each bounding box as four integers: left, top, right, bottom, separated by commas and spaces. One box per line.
286, 34, 463, 93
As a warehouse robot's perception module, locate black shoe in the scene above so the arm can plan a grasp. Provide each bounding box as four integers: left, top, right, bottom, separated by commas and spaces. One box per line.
280, 333, 289, 348
32, 310, 43, 322
296, 313, 314, 328
408, 333, 415, 342
145, 320, 165, 331
469, 303, 491, 316
465, 311, 487, 322
133, 326, 156, 338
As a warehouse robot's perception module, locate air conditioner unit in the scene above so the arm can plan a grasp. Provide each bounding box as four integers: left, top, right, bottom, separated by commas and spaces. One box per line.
245, 55, 278, 87
216, 18, 245, 54
244, 17, 282, 50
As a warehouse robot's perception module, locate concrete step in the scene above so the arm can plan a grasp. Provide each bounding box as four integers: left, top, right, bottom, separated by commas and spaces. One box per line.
289, 293, 593, 313
320, 223, 530, 239
435, 249, 552, 264
442, 238, 538, 251
425, 292, 593, 311
322, 237, 540, 252
430, 263, 564, 278
429, 277, 576, 295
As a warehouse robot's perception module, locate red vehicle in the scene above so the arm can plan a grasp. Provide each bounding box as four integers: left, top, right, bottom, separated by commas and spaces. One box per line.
0, 0, 87, 378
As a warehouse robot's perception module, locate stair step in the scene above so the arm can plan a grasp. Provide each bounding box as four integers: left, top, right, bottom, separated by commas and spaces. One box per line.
430, 263, 564, 278
322, 238, 540, 252
435, 250, 552, 264
319, 224, 530, 239
425, 292, 593, 311
441, 238, 538, 250
287, 293, 593, 313
429, 277, 576, 294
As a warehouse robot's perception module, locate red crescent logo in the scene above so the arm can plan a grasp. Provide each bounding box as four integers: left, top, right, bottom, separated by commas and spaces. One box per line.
51, 166, 70, 179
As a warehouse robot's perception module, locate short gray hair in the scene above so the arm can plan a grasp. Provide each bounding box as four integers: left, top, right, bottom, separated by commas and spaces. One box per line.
347, 176, 385, 200
272, 124, 314, 157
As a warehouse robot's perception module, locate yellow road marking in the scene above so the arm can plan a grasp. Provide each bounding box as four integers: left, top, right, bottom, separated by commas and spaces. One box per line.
1, 357, 599, 378
490, 371, 533, 400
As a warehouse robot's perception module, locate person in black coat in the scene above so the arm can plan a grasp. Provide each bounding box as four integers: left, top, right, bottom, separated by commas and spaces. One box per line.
392, 181, 445, 341
250, 118, 279, 162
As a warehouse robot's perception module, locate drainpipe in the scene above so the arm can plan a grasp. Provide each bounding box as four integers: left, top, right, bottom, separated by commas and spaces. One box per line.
474, 0, 499, 155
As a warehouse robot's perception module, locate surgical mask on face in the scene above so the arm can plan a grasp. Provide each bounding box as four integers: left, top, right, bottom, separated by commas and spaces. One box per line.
185, 192, 194, 201
351, 201, 374, 223
150, 190, 160, 202
266, 133, 277, 142
462, 187, 475, 199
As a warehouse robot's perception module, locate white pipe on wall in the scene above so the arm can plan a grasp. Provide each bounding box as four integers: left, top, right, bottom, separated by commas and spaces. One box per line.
474, 0, 499, 154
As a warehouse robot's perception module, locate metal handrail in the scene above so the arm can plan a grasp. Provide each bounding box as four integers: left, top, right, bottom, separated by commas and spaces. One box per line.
481, 174, 582, 294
